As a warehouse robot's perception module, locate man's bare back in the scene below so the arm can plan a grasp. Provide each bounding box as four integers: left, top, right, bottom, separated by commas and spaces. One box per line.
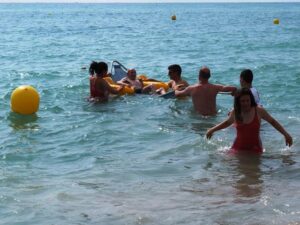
190, 83, 221, 115
175, 66, 236, 116
177, 83, 227, 116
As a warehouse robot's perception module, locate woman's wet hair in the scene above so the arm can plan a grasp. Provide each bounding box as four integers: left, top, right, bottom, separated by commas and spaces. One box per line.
98, 62, 108, 73
95, 62, 108, 76
234, 88, 257, 122
89, 61, 98, 75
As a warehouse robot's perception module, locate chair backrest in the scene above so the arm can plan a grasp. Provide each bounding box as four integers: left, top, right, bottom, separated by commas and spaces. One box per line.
111, 61, 128, 82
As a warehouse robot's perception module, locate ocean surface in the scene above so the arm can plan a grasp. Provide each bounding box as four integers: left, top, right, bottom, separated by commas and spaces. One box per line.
0, 3, 300, 225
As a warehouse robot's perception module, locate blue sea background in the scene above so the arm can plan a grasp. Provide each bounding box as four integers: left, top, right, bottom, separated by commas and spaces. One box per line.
0, 3, 300, 225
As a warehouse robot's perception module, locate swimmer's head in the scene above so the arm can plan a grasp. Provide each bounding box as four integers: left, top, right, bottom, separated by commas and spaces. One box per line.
234, 88, 257, 122
240, 69, 253, 86
168, 64, 182, 79
95, 62, 108, 77
127, 69, 137, 80
199, 66, 211, 80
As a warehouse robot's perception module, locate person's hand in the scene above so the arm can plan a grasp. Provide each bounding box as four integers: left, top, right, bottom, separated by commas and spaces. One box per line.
206, 129, 214, 139
118, 84, 125, 91
174, 84, 185, 91
285, 133, 293, 147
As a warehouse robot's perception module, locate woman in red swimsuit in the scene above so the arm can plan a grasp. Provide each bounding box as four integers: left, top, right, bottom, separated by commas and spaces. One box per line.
89, 61, 124, 102
206, 88, 293, 153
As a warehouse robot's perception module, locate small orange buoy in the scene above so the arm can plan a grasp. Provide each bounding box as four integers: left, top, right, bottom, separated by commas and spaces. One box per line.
273, 18, 280, 25
171, 15, 176, 21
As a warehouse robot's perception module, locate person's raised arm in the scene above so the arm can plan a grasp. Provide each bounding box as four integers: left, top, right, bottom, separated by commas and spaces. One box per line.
258, 107, 293, 146
217, 84, 237, 95
175, 86, 191, 97
206, 111, 234, 139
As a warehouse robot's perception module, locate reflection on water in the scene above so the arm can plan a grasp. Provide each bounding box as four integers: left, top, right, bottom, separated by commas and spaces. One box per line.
180, 152, 264, 204
232, 153, 263, 200
7, 112, 39, 130
190, 121, 218, 136
167, 102, 220, 136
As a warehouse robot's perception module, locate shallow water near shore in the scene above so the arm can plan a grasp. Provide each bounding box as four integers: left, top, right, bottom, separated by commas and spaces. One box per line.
0, 3, 300, 225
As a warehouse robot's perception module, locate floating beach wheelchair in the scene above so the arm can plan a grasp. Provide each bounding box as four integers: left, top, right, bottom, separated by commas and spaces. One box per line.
109, 60, 169, 95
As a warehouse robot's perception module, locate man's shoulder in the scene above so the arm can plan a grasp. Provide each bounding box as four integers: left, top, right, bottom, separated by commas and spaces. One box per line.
210, 83, 226, 91
188, 84, 203, 93
180, 79, 189, 84
188, 83, 200, 88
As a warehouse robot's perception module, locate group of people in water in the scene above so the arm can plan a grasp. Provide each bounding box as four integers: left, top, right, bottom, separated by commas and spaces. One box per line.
89, 61, 293, 154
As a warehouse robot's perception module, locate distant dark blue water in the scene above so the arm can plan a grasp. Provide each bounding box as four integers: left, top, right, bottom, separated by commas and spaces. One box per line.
0, 3, 299, 225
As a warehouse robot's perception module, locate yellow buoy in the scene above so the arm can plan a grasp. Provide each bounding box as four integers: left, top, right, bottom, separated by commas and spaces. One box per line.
171, 15, 176, 21
273, 18, 280, 25
11, 85, 40, 115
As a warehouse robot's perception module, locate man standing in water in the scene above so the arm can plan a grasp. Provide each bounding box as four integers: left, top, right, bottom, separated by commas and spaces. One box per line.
175, 66, 237, 116
166, 64, 189, 91
156, 64, 189, 95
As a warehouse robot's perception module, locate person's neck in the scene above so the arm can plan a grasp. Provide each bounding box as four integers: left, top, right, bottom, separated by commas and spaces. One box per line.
200, 79, 209, 84
173, 77, 181, 82
242, 83, 252, 88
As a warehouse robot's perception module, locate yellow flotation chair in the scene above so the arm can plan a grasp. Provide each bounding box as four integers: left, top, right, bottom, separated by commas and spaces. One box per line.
137, 75, 169, 92
103, 77, 135, 95
110, 61, 169, 93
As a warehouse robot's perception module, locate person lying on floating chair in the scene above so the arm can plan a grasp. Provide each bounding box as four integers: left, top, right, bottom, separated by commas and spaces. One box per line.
117, 69, 154, 94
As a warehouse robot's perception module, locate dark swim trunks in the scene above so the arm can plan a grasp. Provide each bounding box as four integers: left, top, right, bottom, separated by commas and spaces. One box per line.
135, 89, 142, 94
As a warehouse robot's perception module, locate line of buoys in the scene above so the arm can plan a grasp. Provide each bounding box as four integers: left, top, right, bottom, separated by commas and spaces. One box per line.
273, 18, 280, 25
11, 85, 40, 115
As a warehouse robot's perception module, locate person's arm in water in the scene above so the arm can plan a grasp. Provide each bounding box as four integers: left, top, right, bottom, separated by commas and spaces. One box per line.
258, 107, 293, 146
206, 111, 235, 139
175, 85, 192, 97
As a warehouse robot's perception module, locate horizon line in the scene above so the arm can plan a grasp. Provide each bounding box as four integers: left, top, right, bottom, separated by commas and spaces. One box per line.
1, 0, 300, 3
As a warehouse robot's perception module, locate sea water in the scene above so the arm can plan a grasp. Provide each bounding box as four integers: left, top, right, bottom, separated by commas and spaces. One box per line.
0, 3, 299, 225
